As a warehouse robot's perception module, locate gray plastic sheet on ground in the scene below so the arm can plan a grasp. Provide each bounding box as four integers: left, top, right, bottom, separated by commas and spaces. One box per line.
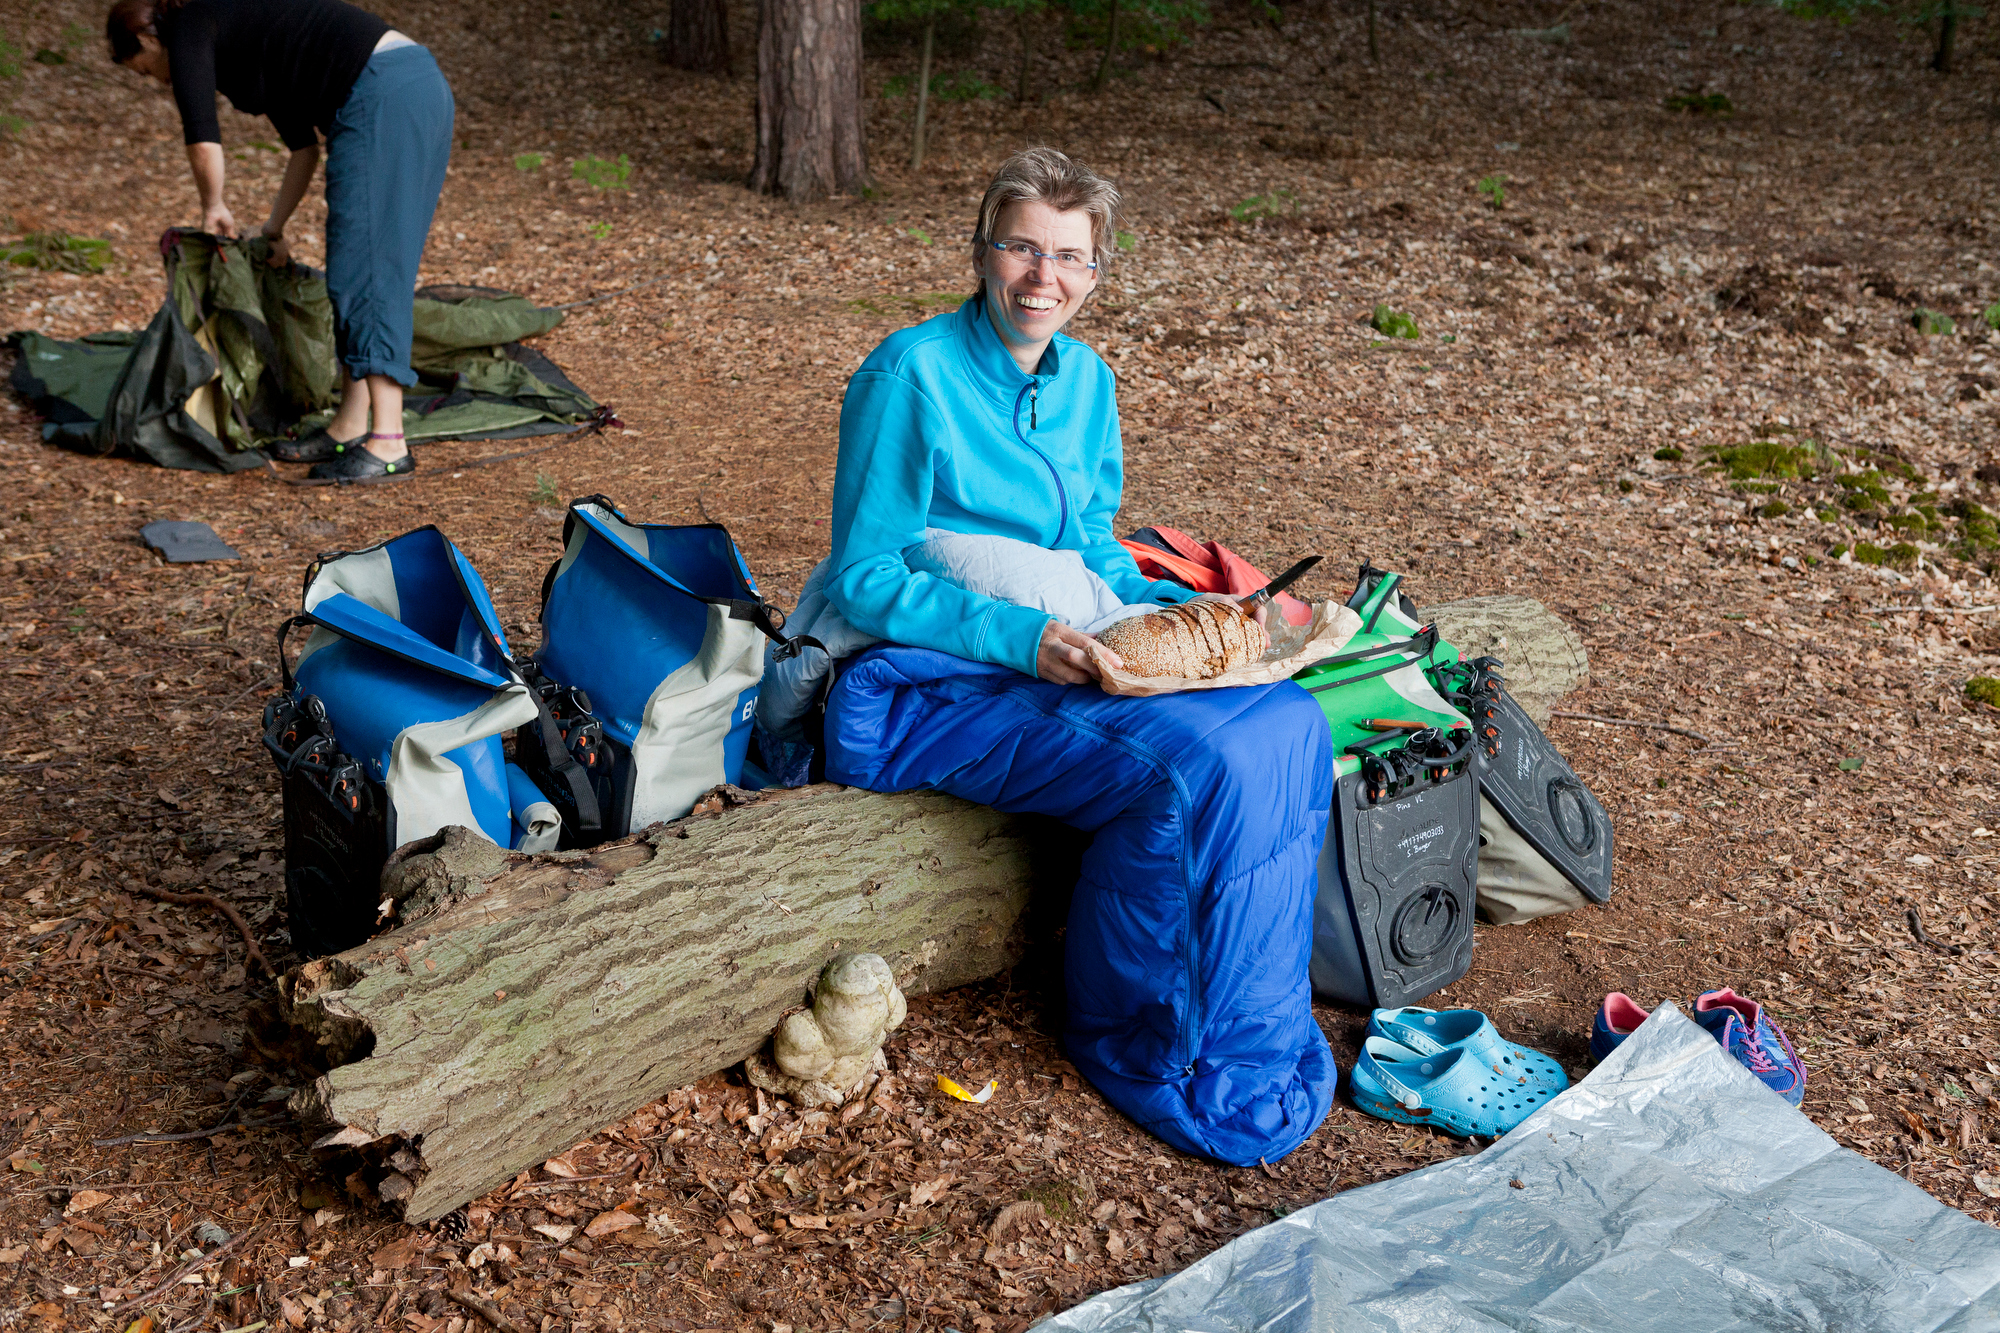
1051, 1004, 2000, 1332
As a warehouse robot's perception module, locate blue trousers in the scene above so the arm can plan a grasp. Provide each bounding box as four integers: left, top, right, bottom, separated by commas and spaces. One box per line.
324, 44, 454, 387
826, 646, 1336, 1166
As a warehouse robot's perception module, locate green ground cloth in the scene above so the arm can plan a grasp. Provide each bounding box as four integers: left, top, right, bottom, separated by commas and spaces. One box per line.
5, 232, 602, 472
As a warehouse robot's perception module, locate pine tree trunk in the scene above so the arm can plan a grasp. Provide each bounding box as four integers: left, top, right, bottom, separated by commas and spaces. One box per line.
1092, 0, 1121, 91
1015, 6, 1033, 103
911, 17, 936, 170
662, 0, 731, 73
750, 0, 870, 199
1933, 1, 1957, 73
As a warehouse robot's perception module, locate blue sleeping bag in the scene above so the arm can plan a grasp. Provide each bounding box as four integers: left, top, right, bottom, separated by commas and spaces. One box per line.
824, 645, 1336, 1165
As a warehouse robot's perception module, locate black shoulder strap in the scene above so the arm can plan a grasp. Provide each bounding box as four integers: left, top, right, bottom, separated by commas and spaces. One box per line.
276, 614, 314, 692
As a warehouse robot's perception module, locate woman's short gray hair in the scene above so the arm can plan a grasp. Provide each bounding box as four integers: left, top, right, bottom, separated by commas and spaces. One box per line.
972, 147, 1122, 273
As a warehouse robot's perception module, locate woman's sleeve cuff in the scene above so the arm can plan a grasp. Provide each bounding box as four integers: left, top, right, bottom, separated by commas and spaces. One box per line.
986, 604, 1056, 678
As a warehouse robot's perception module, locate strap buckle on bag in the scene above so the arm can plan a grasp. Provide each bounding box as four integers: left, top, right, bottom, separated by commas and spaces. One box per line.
731, 598, 825, 663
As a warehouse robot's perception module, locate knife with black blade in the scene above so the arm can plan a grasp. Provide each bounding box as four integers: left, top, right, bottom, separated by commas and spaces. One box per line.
1238, 555, 1323, 619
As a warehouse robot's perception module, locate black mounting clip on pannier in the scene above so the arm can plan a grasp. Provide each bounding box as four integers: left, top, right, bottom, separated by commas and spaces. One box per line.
262, 690, 391, 959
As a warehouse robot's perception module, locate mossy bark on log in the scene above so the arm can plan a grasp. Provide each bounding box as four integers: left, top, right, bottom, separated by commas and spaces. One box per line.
280, 785, 1038, 1223
1427, 595, 1588, 727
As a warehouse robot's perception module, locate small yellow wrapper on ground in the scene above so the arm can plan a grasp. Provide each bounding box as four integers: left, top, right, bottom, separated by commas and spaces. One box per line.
936, 1074, 997, 1103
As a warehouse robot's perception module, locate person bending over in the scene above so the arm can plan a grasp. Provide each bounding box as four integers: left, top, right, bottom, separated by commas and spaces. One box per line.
107, 0, 453, 480
816, 147, 1337, 1165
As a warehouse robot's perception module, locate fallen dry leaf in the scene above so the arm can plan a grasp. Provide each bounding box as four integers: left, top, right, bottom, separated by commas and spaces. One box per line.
585, 1208, 644, 1238
64, 1189, 110, 1216
909, 1174, 957, 1208
368, 1235, 418, 1270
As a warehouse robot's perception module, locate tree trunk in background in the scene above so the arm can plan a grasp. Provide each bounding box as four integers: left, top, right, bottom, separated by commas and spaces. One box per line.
1015, 6, 1033, 102
751, 0, 869, 200
1932, 0, 1957, 73
911, 17, 935, 170
662, 0, 730, 73
1092, 0, 1121, 91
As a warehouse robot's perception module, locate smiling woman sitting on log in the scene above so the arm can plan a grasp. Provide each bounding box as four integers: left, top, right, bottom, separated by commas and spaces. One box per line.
812, 147, 1337, 1165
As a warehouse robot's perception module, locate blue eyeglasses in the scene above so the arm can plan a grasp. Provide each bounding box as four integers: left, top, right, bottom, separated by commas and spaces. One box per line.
985, 240, 1098, 274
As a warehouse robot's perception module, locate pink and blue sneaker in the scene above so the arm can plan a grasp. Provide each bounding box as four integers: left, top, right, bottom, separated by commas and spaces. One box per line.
1692, 987, 1807, 1106
1589, 992, 1649, 1063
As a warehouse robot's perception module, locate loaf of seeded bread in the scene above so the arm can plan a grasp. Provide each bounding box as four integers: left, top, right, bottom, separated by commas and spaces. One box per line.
1095, 600, 1270, 679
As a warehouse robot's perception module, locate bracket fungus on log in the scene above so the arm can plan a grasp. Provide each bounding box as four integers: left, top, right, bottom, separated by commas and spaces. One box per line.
745, 951, 908, 1107
275, 597, 1585, 1222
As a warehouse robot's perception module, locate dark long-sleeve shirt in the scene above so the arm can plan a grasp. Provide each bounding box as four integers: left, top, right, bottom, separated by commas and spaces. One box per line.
158, 0, 389, 150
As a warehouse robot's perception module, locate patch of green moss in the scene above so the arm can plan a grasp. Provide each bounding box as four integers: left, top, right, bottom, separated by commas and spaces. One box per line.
1828, 543, 1849, 559
1758, 500, 1790, 518
1019, 1178, 1084, 1220
1733, 480, 1781, 494
1852, 542, 1886, 566
1653, 446, 1684, 462
1968, 677, 2000, 710
1885, 541, 1921, 570
1618, 478, 1635, 493
1705, 440, 1817, 481
1885, 511, 1938, 535
1950, 500, 2000, 558
1814, 507, 1838, 522
1371, 305, 1421, 339
1911, 307, 1956, 336
1839, 471, 1891, 510
1844, 449, 1922, 483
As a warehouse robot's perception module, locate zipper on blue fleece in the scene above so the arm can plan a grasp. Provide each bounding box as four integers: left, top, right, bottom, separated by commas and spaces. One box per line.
1013, 381, 1069, 545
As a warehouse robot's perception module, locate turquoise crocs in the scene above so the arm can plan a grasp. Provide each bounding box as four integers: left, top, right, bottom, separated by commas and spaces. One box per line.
1367, 1005, 1569, 1094
1349, 1034, 1558, 1137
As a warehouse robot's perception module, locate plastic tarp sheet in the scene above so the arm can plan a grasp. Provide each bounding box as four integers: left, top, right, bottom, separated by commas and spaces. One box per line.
1050, 1003, 2000, 1332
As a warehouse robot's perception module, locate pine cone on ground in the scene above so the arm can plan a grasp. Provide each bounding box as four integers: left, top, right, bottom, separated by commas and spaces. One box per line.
1096, 601, 1270, 679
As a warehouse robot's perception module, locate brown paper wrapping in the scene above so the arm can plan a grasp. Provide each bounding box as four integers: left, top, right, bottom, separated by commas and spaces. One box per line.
1085, 602, 1363, 696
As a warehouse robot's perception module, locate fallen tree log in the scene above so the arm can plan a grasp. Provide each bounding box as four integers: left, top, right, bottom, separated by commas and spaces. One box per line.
280, 596, 1587, 1222
280, 786, 1043, 1222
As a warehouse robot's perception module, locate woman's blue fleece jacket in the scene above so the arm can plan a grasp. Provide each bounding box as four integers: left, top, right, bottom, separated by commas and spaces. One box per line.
827, 296, 1192, 676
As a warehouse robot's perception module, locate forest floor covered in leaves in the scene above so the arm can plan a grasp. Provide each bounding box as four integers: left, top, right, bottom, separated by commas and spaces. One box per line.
4, 0, 2000, 1325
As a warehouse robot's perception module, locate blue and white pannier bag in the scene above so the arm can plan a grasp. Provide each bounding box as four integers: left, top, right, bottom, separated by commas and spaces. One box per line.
265, 526, 570, 955
283, 525, 556, 853
530, 496, 794, 837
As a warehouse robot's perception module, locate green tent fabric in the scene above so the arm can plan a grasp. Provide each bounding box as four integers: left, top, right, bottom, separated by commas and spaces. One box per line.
6, 330, 139, 451
5, 231, 604, 472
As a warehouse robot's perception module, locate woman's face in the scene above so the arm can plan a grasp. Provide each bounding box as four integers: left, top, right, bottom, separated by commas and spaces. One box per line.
121, 32, 170, 83
973, 199, 1099, 361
